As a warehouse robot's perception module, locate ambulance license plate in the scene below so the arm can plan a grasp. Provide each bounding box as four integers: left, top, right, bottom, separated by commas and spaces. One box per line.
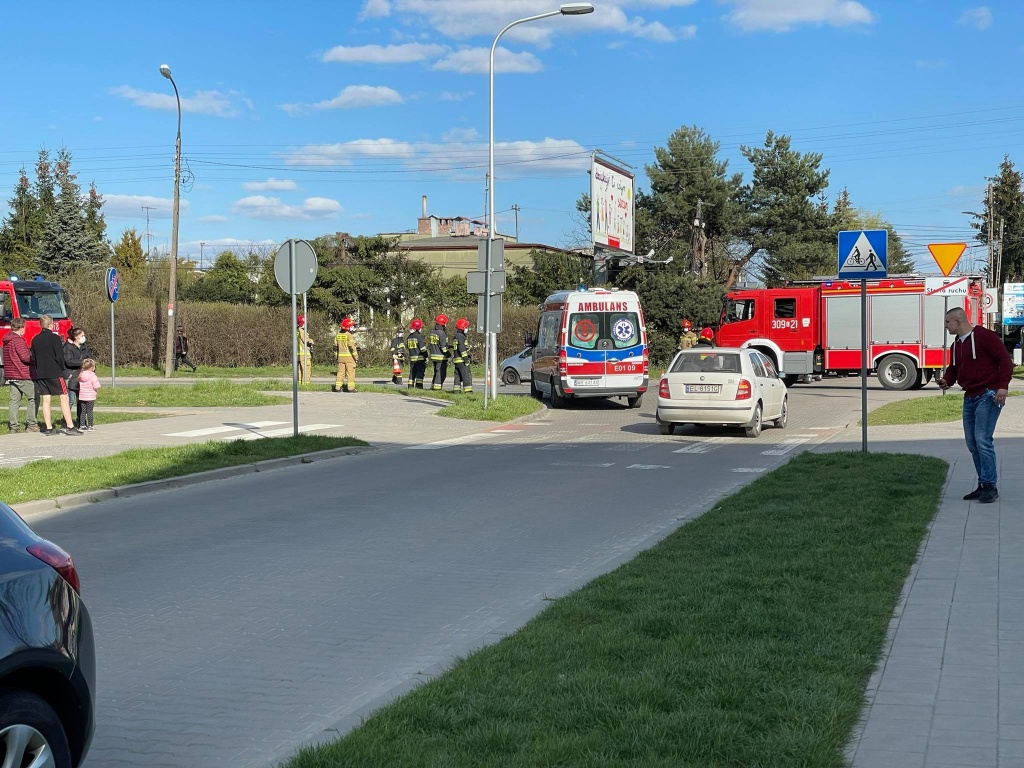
573, 378, 601, 386
685, 384, 721, 394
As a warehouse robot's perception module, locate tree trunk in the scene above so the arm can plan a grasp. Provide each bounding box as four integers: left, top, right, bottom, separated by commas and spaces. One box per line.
723, 246, 760, 291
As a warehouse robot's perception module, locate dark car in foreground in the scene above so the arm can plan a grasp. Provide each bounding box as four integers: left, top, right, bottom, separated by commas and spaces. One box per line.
0, 501, 94, 768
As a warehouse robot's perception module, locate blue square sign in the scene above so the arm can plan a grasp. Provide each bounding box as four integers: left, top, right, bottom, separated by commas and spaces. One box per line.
838, 229, 888, 280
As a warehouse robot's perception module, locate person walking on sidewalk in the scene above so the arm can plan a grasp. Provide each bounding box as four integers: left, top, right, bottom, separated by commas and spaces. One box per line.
2, 318, 38, 432
76, 359, 101, 430
937, 307, 1014, 504
30, 315, 80, 435
174, 329, 197, 373
332, 317, 359, 392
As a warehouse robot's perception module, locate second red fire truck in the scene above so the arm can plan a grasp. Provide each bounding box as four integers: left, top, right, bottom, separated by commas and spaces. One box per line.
714, 277, 986, 390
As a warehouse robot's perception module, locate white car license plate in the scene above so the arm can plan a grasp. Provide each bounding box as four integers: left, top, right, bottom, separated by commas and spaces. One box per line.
573, 378, 601, 387
685, 384, 721, 394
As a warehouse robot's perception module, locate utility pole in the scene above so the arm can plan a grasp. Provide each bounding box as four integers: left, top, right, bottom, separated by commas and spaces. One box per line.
512, 204, 520, 241
484, 173, 490, 234
141, 206, 154, 258
200, 241, 205, 270
690, 199, 707, 278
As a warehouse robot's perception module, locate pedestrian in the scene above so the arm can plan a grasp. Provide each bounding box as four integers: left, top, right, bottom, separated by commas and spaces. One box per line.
450, 318, 473, 393
332, 317, 359, 392
76, 358, 101, 431
63, 327, 86, 424
296, 314, 314, 384
405, 318, 427, 389
389, 326, 406, 385
2, 317, 38, 432
696, 327, 715, 347
30, 314, 80, 435
937, 307, 1014, 504
174, 328, 197, 373
428, 314, 450, 391
678, 319, 698, 350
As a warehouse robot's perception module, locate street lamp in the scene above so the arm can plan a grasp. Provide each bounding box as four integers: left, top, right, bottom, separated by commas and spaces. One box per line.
160, 63, 182, 378
484, 3, 595, 406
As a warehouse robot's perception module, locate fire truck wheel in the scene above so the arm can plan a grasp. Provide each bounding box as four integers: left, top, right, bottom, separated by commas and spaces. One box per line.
877, 354, 918, 391
744, 403, 763, 438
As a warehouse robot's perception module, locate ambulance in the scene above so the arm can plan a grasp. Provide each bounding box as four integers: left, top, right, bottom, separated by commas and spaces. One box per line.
529, 287, 648, 408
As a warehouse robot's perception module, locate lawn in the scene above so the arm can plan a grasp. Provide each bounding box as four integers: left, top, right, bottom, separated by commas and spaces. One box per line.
95, 380, 289, 407
0, 434, 368, 504
868, 390, 1022, 425
286, 451, 947, 768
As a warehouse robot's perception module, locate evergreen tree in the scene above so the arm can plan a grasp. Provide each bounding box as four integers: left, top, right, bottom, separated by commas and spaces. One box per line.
972, 155, 1024, 284
112, 228, 146, 273
37, 148, 108, 274
507, 249, 591, 306
84, 182, 109, 254
0, 168, 42, 273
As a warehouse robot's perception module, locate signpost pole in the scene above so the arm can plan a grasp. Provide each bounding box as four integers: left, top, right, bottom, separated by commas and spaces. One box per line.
289, 240, 299, 438
110, 302, 116, 389
941, 297, 949, 397
861, 278, 868, 453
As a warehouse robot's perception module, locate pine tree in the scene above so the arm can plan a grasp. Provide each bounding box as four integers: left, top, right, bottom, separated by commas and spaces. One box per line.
112, 228, 146, 273
0, 168, 42, 271
37, 148, 108, 274
973, 155, 1024, 284
84, 182, 109, 253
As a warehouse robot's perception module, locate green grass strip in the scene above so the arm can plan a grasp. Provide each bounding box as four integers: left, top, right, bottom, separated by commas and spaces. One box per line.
0, 435, 368, 504
96, 380, 289, 407
868, 391, 1021, 425
287, 451, 947, 768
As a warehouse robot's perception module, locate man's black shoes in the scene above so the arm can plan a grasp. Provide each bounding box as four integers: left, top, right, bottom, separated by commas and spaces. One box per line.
963, 486, 984, 500
978, 485, 999, 504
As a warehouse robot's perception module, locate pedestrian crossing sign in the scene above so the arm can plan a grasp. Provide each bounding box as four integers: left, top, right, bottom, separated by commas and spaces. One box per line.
838, 229, 888, 279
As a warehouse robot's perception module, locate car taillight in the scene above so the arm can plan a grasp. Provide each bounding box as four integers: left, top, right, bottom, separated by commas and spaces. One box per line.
28, 541, 80, 594
558, 349, 567, 376
659, 378, 670, 398
735, 378, 752, 400
642, 346, 649, 376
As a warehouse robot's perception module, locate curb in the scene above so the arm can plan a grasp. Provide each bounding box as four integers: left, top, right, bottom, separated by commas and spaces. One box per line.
11, 446, 374, 520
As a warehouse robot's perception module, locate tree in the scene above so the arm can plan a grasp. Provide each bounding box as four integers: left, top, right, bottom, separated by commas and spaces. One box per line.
972, 155, 1024, 284
112, 229, 146, 273
37, 148, 109, 274
507, 249, 591, 306
84, 182, 109, 253
181, 251, 257, 303
0, 168, 42, 275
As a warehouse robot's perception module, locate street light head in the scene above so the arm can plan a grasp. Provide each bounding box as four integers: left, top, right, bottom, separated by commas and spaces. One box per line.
560, 3, 595, 14
159, 64, 172, 79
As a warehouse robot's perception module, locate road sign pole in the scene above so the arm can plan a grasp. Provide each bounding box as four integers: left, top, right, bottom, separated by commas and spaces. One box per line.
110, 302, 116, 390
941, 297, 949, 397
483, 238, 492, 410
290, 240, 299, 438
861, 279, 868, 453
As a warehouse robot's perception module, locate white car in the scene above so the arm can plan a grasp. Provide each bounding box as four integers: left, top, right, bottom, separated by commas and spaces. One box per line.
655, 347, 789, 438
500, 347, 533, 385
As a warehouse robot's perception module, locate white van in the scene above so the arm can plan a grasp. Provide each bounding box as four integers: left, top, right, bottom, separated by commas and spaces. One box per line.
530, 288, 649, 408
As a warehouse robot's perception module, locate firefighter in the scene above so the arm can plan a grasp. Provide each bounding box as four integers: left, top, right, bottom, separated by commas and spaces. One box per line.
405, 318, 428, 389
678, 319, 698, 350
450, 318, 473, 393
389, 326, 406, 385
332, 317, 359, 392
296, 314, 314, 384
428, 314, 450, 391
697, 327, 716, 347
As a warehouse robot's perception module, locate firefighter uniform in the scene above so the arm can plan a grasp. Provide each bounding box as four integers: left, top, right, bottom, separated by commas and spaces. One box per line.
333, 322, 359, 392
405, 325, 427, 389
451, 320, 473, 393
678, 329, 698, 350
297, 325, 313, 384
428, 317, 450, 391
389, 330, 406, 385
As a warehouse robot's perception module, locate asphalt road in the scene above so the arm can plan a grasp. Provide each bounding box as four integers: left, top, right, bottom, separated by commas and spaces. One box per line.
30, 378, 932, 768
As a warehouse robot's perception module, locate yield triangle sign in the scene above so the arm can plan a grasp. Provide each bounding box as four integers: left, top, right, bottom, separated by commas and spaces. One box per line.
927, 242, 966, 277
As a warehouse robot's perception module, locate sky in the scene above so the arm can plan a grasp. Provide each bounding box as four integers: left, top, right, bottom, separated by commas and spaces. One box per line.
1, 0, 1022, 274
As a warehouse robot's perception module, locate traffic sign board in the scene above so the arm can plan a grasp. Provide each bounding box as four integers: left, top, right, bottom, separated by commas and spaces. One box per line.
926, 242, 966, 277
925, 276, 969, 296
274, 239, 318, 295
838, 229, 887, 279
105, 267, 120, 303
984, 288, 998, 314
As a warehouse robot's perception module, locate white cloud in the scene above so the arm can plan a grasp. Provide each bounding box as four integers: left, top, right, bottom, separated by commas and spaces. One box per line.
109, 86, 250, 117
958, 6, 992, 30
199, 215, 229, 224
316, 85, 404, 109
439, 90, 474, 101
321, 42, 446, 64
231, 196, 343, 221
242, 178, 297, 192
721, 0, 874, 32
359, 0, 391, 18
434, 47, 543, 75
441, 127, 480, 142
103, 194, 189, 219
285, 138, 416, 166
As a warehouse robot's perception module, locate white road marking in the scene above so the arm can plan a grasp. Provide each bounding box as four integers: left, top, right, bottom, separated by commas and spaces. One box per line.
536, 444, 572, 451
552, 462, 616, 468
761, 438, 810, 456
406, 433, 493, 450
0, 455, 52, 466
166, 421, 286, 438
221, 424, 341, 441
627, 464, 672, 470
732, 467, 768, 473
673, 443, 716, 454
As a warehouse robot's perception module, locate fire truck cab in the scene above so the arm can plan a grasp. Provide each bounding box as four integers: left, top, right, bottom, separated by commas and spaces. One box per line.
715, 278, 985, 391
0, 278, 74, 345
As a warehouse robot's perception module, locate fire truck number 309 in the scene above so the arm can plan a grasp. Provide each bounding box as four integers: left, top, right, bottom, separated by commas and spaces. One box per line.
771, 318, 798, 330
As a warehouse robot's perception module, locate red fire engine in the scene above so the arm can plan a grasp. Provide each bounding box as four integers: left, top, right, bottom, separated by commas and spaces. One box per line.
0, 278, 74, 345
714, 277, 986, 390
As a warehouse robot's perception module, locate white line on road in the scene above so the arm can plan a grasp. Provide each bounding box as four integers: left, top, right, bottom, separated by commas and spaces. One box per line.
221, 424, 341, 441
761, 438, 810, 456
627, 464, 672, 470
166, 421, 286, 438
732, 467, 768, 473
406, 433, 493, 450
552, 462, 616, 468
673, 443, 716, 454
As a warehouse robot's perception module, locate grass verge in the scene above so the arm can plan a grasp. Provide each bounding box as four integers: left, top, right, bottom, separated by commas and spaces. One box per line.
100, 364, 487, 380
96, 380, 288, 407
868, 390, 1022, 425
0, 410, 161, 435
0, 435, 368, 504
286, 452, 946, 768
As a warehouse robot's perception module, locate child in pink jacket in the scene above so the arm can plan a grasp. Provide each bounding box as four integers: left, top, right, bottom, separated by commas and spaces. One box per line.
77, 359, 101, 430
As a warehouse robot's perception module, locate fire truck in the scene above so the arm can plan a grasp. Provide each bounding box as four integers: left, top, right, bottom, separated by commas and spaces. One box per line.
0, 278, 74, 345
713, 276, 986, 391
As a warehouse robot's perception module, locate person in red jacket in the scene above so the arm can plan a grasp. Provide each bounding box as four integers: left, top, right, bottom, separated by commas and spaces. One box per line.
937, 307, 1014, 504
2, 318, 38, 432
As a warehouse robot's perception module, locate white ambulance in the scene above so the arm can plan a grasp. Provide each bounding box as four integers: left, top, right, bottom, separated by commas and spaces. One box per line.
529, 288, 649, 408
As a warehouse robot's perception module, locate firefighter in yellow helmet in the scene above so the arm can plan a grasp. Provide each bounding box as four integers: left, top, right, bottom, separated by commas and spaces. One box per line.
332, 317, 359, 392
678, 319, 698, 350
405, 318, 427, 389
428, 314, 450, 391
450, 318, 473, 393
296, 314, 314, 384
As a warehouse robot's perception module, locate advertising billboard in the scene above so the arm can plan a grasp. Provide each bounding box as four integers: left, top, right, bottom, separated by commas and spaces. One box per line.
1003, 283, 1024, 326
591, 156, 634, 254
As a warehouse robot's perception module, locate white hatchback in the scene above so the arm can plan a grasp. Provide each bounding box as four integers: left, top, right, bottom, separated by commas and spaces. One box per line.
655, 347, 789, 438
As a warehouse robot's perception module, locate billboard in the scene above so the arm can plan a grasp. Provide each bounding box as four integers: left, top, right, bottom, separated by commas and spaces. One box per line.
591, 156, 634, 254
1003, 283, 1024, 326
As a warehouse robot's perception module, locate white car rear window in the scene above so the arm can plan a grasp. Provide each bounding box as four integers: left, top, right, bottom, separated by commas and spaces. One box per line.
671, 352, 741, 374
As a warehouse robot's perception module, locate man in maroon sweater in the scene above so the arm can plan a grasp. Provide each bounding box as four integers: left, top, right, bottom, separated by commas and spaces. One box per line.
2, 318, 39, 432
937, 307, 1014, 504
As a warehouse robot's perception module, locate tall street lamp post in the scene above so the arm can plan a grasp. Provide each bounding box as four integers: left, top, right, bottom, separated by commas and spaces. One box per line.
160, 63, 182, 379
484, 3, 594, 406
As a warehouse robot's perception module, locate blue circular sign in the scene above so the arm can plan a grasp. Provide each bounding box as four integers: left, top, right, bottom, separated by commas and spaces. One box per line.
612, 317, 635, 342
106, 267, 120, 303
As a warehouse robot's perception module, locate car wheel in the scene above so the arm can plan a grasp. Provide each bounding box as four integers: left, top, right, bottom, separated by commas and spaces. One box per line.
744, 402, 763, 438
530, 377, 542, 400
774, 396, 788, 429
550, 384, 567, 409
877, 354, 918, 391
627, 393, 643, 409
0, 689, 73, 768
501, 368, 520, 386
658, 422, 675, 435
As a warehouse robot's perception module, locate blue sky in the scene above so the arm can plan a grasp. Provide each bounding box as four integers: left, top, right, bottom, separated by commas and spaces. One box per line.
1, 0, 1021, 273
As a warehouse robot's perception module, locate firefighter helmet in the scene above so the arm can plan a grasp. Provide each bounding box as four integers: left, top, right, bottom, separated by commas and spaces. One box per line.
410, 318, 423, 331
435, 314, 449, 326
681, 319, 692, 331
699, 327, 714, 342
340, 317, 353, 330
455, 318, 470, 331
297, 314, 306, 327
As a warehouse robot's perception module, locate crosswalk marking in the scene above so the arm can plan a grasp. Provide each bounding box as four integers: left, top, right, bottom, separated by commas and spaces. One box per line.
221, 424, 340, 441
406, 433, 493, 450
673, 443, 716, 454
761, 438, 810, 456
627, 464, 671, 470
166, 421, 286, 438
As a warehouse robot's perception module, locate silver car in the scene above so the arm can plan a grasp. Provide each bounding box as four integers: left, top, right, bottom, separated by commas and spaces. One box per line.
500, 347, 533, 385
